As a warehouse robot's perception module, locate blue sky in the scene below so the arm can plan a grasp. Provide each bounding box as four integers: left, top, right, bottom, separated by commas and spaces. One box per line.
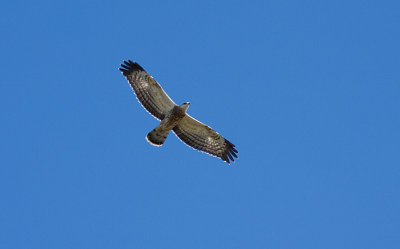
1, 0, 399, 248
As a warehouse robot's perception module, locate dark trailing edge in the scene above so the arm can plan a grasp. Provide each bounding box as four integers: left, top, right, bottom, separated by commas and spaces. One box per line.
119, 60, 146, 76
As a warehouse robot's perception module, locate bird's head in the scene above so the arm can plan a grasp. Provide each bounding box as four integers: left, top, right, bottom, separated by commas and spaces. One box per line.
180, 102, 190, 112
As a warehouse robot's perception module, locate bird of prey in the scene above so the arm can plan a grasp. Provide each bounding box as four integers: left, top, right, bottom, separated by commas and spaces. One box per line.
119, 60, 238, 164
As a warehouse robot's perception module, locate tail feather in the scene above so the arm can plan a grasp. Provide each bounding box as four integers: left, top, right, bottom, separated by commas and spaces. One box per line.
146, 128, 169, 146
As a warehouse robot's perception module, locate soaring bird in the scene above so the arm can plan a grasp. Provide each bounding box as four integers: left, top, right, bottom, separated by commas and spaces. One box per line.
119, 60, 238, 164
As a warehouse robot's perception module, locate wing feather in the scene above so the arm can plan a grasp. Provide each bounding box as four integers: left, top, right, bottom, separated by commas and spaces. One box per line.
119, 60, 176, 120
173, 115, 238, 164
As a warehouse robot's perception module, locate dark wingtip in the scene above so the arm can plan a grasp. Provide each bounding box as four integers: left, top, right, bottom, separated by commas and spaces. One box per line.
222, 154, 230, 164
118, 59, 146, 76
221, 139, 238, 164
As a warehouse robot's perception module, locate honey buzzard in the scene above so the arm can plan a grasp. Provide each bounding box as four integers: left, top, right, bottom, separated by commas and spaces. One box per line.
119, 60, 238, 164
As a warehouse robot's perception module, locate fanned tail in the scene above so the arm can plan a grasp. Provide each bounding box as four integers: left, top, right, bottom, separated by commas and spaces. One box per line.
146, 127, 169, 146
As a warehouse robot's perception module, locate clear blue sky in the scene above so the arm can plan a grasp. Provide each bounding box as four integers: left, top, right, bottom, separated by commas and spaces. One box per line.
1, 0, 399, 248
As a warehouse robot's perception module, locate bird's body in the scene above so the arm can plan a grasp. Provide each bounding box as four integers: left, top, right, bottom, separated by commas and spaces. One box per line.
119, 60, 238, 164
146, 104, 187, 146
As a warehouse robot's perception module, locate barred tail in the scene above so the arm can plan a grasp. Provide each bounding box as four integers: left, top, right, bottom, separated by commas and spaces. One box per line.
146, 127, 169, 146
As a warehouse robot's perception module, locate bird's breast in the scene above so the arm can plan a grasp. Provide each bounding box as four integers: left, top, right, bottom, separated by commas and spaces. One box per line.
159, 106, 186, 130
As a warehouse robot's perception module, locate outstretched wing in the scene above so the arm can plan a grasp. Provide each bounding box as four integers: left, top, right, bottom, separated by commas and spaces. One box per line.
119, 60, 176, 120
173, 115, 238, 164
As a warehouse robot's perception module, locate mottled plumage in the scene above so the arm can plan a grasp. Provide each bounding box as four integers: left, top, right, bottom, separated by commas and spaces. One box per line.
119, 60, 238, 164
